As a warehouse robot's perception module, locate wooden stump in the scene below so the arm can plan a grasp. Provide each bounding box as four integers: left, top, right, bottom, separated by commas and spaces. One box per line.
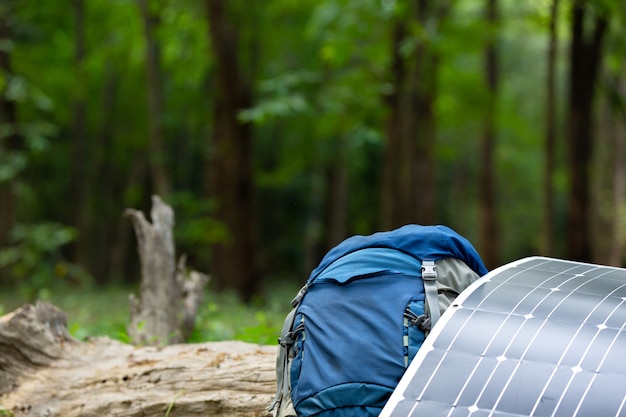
0, 303, 277, 417
125, 195, 209, 345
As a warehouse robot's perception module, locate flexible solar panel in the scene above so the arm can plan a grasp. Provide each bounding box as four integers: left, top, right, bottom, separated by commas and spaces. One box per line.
380, 256, 626, 417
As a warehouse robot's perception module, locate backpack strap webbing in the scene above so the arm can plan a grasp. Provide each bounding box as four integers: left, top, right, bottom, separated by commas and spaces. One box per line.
268, 284, 308, 414
422, 259, 440, 328
268, 309, 295, 413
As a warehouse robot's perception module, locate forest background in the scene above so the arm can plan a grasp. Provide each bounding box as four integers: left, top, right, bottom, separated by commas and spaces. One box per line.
0, 0, 625, 343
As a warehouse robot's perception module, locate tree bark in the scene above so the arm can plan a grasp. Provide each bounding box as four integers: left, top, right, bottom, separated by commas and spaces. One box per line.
325, 138, 348, 249
608, 110, 625, 266
541, 0, 559, 257
479, 0, 499, 269
125, 195, 208, 345
138, 0, 170, 198
0, 1, 20, 263
205, 0, 257, 302
381, 0, 441, 230
93, 64, 121, 283
0, 303, 275, 417
596, 73, 626, 266
566, 0, 607, 262
68, 0, 93, 275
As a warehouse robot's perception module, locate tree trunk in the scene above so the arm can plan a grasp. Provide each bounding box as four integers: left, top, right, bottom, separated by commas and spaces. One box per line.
0, 303, 275, 417
381, 19, 412, 230
609, 110, 625, 266
325, 138, 348, 249
138, 0, 170, 198
599, 73, 625, 267
303, 161, 325, 276
111, 143, 148, 285
541, 0, 559, 257
565, 0, 607, 262
69, 0, 92, 274
93, 64, 120, 283
0, 1, 20, 263
479, 0, 499, 269
205, 0, 257, 302
125, 196, 208, 345
381, 0, 441, 230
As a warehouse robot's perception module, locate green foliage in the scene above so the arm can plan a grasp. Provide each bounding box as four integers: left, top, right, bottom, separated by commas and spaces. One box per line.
0, 149, 27, 182
168, 191, 228, 272
0, 222, 87, 300
164, 391, 184, 417
0, 279, 299, 345
3, 0, 626, 296
0, 283, 128, 340
0, 406, 14, 417
187, 282, 299, 345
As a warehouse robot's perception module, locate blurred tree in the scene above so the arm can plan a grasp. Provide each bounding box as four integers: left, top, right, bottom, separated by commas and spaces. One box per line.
478, 0, 499, 269
592, 3, 626, 266
2, 0, 625, 301
303, 0, 388, 254
324, 138, 348, 248
138, 0, 171, 199
0, 1, 87, 289
594, 75, 625, 266
566, 0, 607, 262
69, 0, 90, 270
205, 0, 257, 301
0, 0, 22, 263
382, 0, 445, 229
605, 13, 626, 267
542, 0, 559, 257
607, 82, 625, 266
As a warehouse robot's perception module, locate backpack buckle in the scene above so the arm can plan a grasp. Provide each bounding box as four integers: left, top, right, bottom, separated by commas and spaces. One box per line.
279, 322, 304, 347
291, 283, 309, 308
422, 260, 437, 280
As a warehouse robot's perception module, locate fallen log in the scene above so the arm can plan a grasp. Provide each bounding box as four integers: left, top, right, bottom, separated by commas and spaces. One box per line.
0, 302, 277, 417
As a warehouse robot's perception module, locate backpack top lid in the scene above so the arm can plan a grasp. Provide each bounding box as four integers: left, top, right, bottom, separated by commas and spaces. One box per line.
309, 224, 488, 282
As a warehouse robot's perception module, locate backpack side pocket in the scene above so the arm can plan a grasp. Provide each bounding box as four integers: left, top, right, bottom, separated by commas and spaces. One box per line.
289, 313, 305, 392
403, 300, 427, 366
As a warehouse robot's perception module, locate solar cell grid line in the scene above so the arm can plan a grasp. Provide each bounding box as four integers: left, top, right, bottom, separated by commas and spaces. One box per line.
491, 260, 626, 417
441, 260, 585, 417
434, 258, 584, 414
572, 325, 626, 416
406, 274, 517, 409
455, 260, 601, 417
562, 301, 626, 417
475, 259, 623, 416
379, 256, 626, 417
536, 295, 626, 417
379, 259, 530, 417
513, 267, 626, 417
486, 262, 620, 417
618, 391, 626, 416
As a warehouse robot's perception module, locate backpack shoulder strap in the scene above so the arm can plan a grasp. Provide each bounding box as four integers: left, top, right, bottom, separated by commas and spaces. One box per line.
421, 259, 440, 327
269, 284, 308, 415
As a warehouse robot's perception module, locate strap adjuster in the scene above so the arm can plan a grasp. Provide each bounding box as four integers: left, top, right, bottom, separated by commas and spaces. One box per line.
421, 259, 440, 329
291, 283, 309, 308
422, 260, 437, 280
278, 322, 304, 347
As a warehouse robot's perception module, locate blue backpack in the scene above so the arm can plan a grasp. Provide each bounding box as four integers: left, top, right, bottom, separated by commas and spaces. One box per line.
269, 224, 488, 417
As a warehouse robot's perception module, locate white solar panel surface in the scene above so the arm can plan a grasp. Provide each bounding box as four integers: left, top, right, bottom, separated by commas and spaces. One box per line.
380, 256, 626, 417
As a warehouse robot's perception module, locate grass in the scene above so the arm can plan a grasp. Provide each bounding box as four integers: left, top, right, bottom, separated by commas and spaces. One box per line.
0, 278, 301, 345
0, 407, 15, 417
